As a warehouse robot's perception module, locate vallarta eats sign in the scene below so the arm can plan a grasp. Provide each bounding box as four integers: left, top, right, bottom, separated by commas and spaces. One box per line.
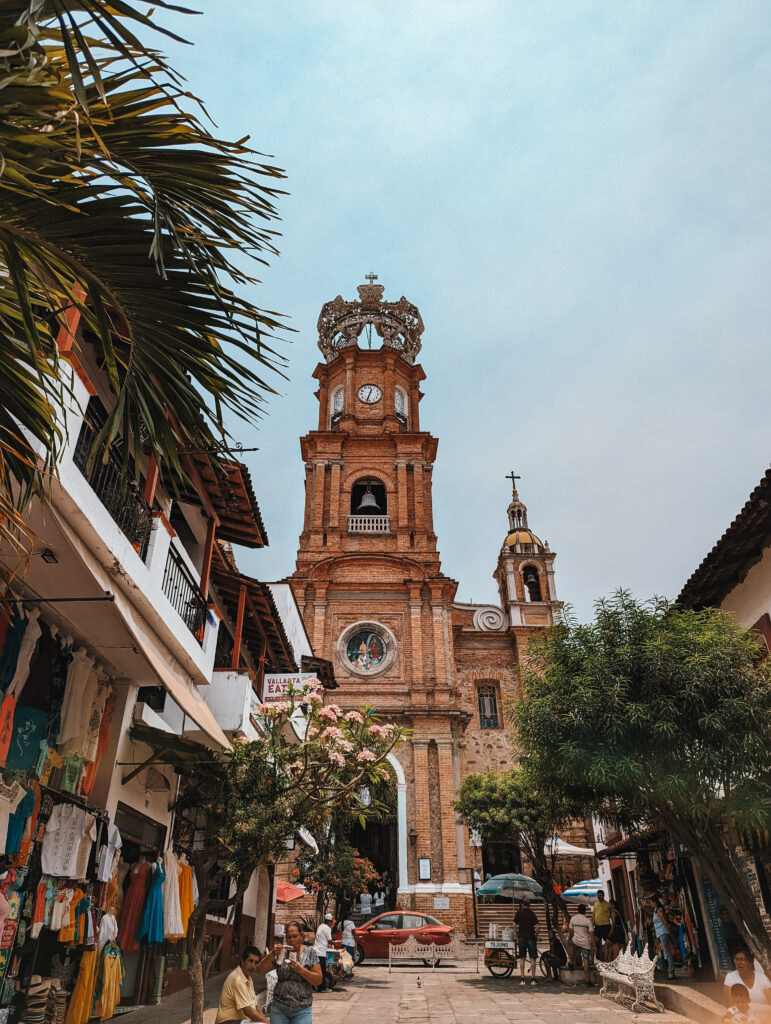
262, 672, 322, 704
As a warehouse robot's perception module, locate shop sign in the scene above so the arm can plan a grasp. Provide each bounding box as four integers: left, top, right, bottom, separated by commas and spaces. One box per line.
701, 876, 732, 972
261, 673, 322, 704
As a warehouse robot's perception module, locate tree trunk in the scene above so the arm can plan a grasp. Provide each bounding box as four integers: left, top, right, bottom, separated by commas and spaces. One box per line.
187, 915, 207, 1024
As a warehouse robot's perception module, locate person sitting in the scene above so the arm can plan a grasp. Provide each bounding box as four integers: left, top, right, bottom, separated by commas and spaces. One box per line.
723, 947, 771, 1012
723, 983, 759, 1024
216, 946, 269, 1023
543, 928, 567, 982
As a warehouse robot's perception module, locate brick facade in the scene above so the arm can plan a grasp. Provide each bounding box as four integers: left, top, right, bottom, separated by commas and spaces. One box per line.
286, 283, 587, 934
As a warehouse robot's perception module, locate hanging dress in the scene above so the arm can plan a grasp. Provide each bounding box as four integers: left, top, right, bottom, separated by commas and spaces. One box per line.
96, 941, 124, 1021
117, 860, 150, 953
179, 859, 194, 937
64, 948, 98, 1024
162, 849, 184, 940
136, 860, 165, 947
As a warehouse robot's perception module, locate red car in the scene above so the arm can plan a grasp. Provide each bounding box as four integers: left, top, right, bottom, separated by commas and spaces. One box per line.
354, 911, 454, 963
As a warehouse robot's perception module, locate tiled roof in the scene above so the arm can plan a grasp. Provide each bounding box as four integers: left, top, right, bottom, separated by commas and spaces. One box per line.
678, 467, 771, 610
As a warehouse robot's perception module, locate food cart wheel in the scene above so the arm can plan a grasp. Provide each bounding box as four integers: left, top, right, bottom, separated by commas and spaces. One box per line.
486, 950, 515, 978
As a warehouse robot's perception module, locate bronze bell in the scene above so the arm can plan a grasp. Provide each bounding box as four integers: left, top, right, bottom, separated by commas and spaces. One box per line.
356, 484, 381, 514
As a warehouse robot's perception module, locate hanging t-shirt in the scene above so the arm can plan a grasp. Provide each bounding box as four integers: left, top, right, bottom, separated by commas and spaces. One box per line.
57, 649, 95, 750
97, 824, 122, 883
5, 787, 35, 854
0, 606, 28, 692
0, 780, 26, 850
61, 755, 84, 794
7, 607, 42, 697
41, 803, 91, 877
73, 813, 98, 880
6, 706, 48, 771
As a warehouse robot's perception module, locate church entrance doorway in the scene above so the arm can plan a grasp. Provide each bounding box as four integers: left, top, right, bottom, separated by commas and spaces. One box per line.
482, 840, 521, 879
346, 764, 399, 908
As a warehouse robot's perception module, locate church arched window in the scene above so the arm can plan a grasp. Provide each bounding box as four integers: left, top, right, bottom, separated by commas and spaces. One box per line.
394, 387, 408, 429
330, 387, 344, 428
523, 566, 542, 602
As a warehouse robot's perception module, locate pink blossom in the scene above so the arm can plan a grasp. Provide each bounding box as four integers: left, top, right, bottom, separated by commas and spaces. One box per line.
335, 738, 353, 753
329, 751, 346, 767
368, 724, 389, 737
356, 749, 377, 763
307, 726, 319, 738
270, 701, 291, 715
319, 706, 339, 721
290, 760, 303, 770
327, 704, 344, 716
322, 726, 344, 739
344, 711, 364, 724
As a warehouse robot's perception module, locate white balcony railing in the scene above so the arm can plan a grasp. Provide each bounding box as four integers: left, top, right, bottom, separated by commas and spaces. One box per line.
348, 514, 390, 533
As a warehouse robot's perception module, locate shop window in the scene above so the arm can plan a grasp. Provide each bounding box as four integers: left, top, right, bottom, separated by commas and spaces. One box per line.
523, 566, 542, 602
477, 684, 499, 729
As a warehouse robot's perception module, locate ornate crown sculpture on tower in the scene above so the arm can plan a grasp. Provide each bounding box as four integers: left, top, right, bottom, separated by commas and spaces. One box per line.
317, 277, 425, 364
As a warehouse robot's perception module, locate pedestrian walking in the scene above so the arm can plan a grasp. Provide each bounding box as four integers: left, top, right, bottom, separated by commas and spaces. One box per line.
592, 890, 611, 960
358, 887, 372, 921
313, 913, 335, 991
648, 897, 675, 980
260, 920, 322, 1024
568, 903, 595, 987
514, 896, 539, 986
340, 914, 356, 961
607, 898, 627, 959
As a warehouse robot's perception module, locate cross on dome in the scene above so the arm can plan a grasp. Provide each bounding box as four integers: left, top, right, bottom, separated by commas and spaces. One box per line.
365, 272, 378, 285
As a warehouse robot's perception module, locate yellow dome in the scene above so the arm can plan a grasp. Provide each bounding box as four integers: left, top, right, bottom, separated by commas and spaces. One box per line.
505, 529, 543, 550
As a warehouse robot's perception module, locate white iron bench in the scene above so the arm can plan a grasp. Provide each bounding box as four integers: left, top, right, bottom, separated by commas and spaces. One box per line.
597, 940, 664, 1013
388, 935, 480, 973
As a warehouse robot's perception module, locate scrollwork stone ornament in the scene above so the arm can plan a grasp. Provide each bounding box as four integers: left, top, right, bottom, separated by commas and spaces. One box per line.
317, 282, 424, 364
472, 606, 507, 631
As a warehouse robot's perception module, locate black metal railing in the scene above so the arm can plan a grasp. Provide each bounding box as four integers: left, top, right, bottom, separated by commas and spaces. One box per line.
72, 398, 153, 560
162, 544, 207, 641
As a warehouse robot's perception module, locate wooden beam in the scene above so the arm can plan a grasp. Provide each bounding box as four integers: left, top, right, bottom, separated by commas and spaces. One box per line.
243, 586, 280, 670
55, 282, 87, 354
144, 454, 159, 506
231, 583, 247, 670
199, 516, 216, 598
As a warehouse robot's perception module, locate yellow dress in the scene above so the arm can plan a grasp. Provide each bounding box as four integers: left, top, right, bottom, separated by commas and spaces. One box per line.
98, 943, 124, 1020
179, 861, 194, 936
65, 948, 98, 1024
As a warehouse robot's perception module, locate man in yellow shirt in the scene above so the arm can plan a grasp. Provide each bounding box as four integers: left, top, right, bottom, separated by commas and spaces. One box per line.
593, 890, 611, 961
215, 946, 268, 1023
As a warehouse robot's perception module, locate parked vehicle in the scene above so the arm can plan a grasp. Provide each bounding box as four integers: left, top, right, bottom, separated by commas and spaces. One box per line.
354, 911, 453, 963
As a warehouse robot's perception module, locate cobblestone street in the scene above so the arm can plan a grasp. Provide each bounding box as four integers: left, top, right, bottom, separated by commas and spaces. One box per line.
312, 966, 693, 1024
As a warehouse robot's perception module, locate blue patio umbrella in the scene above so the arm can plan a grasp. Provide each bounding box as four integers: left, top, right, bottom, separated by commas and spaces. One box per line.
561, 877, 603, 901
476, 873, 543, 899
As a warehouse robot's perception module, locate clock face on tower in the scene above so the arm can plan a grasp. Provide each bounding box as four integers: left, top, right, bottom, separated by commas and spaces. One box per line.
357, 383, 382, 404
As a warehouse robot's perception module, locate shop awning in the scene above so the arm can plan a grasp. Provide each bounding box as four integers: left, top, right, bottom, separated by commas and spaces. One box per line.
597, 828, 664, 859
276, 881, 306, 904
544, 835, 595, 857
50, 508, 231, 751
174, 456, 268, 549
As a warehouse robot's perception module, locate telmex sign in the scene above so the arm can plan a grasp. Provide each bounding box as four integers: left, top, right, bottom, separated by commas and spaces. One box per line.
262, 673, 322, 703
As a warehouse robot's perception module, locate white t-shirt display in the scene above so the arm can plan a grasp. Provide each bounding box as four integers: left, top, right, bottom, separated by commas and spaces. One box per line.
7, 608, 42, 697
724, 969, 771, 1006
97, 824, 122, 883
314, 923, 332, 956
41, 803, 92, 877
98, 912, 118, 949
57, 649, 96, 751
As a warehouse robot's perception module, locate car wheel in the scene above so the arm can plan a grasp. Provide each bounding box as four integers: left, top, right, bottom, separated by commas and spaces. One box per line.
486, 950, 515, 978
354, 944, 366, 966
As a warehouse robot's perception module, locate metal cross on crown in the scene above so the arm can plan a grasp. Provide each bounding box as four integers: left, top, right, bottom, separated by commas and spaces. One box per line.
365, 272, 378, 285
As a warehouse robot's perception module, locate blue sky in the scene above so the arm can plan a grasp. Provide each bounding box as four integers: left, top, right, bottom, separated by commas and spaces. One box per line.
162, 1, 770, 621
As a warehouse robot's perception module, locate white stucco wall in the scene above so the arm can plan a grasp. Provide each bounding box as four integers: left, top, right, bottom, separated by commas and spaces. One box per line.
720, 544, 771, 629
267, 583, 312, 665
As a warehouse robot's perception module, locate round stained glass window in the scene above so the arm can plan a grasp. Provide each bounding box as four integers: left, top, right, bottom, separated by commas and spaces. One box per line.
346, 630, 387, 672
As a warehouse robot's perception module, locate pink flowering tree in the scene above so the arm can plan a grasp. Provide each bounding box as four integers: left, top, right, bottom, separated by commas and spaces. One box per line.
174, 682, 406, 1024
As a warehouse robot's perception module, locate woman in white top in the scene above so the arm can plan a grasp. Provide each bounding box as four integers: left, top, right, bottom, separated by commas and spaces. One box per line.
723, 948, 771, 1008
359, 889, 372, 919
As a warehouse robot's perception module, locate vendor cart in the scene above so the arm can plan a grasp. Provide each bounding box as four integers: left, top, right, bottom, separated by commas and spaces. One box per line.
484, 939, 517, 978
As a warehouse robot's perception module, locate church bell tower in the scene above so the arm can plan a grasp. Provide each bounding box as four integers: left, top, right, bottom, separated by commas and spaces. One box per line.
290, 278, 470, 929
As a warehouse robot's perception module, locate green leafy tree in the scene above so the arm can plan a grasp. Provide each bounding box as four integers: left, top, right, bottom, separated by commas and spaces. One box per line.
174, 687, 405, 1024
512, 590, 771, 961
0, 0, 286, 562
454, 767, 585, 927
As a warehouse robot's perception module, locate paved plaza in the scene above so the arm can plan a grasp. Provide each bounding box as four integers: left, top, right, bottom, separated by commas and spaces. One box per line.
311, 965, 694, 1024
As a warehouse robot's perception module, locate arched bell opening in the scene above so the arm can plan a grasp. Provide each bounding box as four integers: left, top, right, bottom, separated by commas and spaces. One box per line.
350, 478, 387, 517
523, 565, 542, 602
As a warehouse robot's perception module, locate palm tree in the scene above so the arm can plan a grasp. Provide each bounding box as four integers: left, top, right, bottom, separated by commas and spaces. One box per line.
0, 0, 287, 565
